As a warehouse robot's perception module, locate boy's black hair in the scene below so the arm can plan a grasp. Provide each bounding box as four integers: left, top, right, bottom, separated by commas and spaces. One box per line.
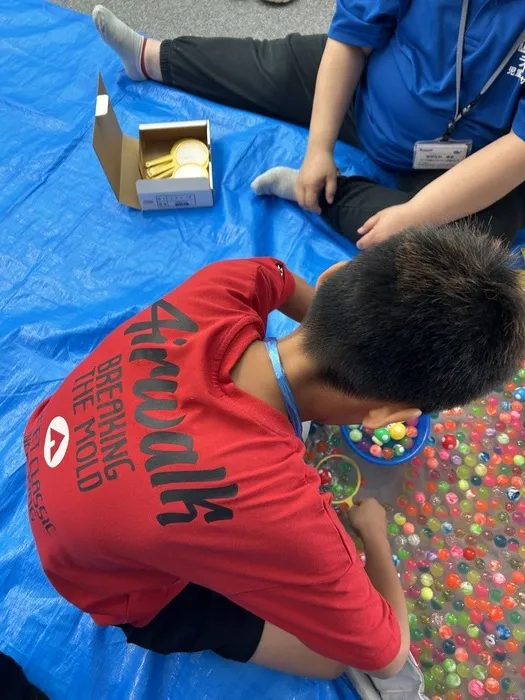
302, 225, 525, 414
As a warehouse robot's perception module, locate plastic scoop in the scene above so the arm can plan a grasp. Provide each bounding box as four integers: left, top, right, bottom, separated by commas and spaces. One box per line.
316, 454, 362, 508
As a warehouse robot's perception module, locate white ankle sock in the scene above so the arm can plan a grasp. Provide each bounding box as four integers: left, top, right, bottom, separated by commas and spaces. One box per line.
92, 5, 146, 81
251, 167, 299, 202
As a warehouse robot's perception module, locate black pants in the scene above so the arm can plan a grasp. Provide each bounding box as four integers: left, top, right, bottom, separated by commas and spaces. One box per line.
118, 583, 264, 663
159, 34, 525, 245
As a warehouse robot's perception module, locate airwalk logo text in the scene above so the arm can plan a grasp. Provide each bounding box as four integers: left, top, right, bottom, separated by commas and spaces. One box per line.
124, 298, 238, 526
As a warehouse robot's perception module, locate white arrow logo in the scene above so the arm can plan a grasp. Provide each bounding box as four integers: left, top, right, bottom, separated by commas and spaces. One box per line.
44, 416, 69, 468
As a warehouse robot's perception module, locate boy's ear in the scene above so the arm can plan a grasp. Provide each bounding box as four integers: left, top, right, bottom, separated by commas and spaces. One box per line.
315, 261, 348, 290
362, 405, 422, 429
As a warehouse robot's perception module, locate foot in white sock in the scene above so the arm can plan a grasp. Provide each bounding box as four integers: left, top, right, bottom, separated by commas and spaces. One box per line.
92, 5, 146, 81
251, 167, 299, 202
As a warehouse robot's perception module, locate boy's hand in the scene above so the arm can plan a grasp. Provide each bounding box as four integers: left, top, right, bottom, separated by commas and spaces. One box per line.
347, 498, 387, 541
296, 148, 338, 213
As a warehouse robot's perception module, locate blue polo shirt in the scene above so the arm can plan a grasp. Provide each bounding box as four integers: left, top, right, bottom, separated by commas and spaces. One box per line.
329, 0, 525, 170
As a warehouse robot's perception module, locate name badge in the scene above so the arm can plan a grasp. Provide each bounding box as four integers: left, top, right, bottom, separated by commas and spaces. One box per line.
413, 140, 472, 170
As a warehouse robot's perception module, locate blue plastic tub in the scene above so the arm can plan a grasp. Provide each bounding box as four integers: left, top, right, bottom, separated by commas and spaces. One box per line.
341, 415, 431, 466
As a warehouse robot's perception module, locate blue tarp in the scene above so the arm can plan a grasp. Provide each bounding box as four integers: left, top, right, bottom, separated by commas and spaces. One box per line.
0, 1, 383, 698
2, 2, 523, 699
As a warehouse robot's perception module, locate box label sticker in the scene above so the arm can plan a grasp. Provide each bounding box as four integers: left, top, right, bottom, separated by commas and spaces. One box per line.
155, 194, 197, 209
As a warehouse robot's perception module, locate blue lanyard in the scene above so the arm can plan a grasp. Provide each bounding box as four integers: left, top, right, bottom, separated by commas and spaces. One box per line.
264, 337, 303, 440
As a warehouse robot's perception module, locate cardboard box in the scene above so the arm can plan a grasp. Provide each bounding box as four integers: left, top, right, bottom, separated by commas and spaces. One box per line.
93, 76, 214, 211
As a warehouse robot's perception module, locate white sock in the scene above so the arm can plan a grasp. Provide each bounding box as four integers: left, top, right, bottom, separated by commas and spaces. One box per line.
92, 5, 146, 81
251, 167, 299, 202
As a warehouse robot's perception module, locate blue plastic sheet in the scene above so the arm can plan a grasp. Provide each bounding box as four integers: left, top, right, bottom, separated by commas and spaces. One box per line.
2, 2, 523, 698
0, 1, 385, 698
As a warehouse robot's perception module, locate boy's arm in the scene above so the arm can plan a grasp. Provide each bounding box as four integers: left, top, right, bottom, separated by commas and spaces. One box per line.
279, 273, 315, 323
232, 489, 405, 672
297, 39, 370, 213
348, 499, 410, 678
357, 130, 525, 248
361, 533, 410, 678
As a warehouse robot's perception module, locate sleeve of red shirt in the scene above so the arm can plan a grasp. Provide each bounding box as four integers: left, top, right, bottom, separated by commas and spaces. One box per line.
232, 504, 401, 671
172, 257, 296, 327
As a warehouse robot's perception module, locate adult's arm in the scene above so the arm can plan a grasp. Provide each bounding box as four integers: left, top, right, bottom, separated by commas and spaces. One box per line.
357, 131, 525, 247
298, 0, 401, 212
297, 41, 370, 212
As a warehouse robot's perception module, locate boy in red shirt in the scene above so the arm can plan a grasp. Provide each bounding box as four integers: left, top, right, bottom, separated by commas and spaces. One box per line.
24, 226, 525, 680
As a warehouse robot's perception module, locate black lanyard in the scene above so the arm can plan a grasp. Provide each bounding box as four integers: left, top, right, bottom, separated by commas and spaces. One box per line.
442, 0, 525, 141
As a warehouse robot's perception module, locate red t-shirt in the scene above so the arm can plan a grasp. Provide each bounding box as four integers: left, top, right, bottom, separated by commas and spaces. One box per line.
24, 257, 400, 670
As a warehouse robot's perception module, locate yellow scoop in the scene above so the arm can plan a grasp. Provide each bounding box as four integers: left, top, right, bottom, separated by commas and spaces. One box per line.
173, 139, 209, 168
172, 163, 209, 179
316, 454, 361, 508
145, 139, 209, 175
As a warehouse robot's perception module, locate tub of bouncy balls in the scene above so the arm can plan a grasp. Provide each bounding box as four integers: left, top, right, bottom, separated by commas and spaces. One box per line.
390, 378, 525, 700
306, 359, 525, 700
341, 416, 431, 465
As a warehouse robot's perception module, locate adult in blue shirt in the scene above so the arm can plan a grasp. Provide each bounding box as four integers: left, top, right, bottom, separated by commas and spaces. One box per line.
93, 2, 525, 247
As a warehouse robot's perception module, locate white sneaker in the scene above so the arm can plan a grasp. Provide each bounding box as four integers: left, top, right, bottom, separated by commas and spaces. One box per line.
345, 653, 428, 700
301, 421, 312, 442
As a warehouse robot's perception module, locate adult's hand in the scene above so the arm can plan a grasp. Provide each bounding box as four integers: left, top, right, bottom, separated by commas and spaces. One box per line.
356, 203, 416, 249
295, 149, 338, 213
357, 133, 525, 251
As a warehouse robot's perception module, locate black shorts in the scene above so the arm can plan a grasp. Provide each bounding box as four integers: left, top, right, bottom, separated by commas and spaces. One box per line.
117, 583, 265, 663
